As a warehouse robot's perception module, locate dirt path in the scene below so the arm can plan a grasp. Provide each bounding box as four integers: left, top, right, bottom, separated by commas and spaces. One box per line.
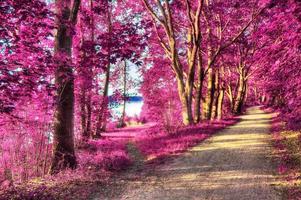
94, 106, 283, 200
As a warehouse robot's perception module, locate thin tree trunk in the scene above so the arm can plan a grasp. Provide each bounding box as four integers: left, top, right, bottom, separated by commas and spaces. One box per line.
78, 15, 86, 138
95, 1, 112, 135
80, 87, 88, 138
203, 67, 215, 120
227, 84, 234, 112
85, 0, 94, 138
99, 62, 110, 131
86, 94, 92, 135
233, 73, 245, 114
194, 51, 204, 123
43, 136, 50, 176
211, 70, 219, 120
50, 0, 80, 174
217, 88, 224, 120
120, 60, 127, 127
95, 64, 110, 136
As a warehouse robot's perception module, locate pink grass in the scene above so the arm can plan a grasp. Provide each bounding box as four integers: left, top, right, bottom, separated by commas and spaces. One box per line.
135, 118, 238, 164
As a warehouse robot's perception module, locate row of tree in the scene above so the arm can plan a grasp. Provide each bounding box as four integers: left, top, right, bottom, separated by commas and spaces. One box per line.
140, 0, 268, 127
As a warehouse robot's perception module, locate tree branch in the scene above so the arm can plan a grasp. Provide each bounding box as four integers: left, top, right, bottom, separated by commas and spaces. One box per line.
70, 0, 81, 23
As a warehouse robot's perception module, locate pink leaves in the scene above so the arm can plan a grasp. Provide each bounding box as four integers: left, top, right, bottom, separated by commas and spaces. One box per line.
135, 119, 237, 162
78, 139, 132, 171
278, 164, 288, 174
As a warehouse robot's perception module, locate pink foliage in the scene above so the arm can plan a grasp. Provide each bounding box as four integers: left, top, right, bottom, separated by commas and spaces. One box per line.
78, 139, 132, 171
135, 118, 238, 163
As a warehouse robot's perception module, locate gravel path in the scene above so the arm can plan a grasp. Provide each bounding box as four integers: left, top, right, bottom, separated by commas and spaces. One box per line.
95, 106, 282, 200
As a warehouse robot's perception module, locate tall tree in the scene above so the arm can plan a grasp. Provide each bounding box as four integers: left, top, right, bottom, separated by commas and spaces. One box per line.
142, 0, 203, 125
200, 1, 264, 120
119, 59, 128, 127
50, 0, 80, 174
96, 0, 113, 136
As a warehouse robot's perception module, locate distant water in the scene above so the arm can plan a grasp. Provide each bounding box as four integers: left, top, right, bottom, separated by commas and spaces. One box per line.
110, 100, 143, 119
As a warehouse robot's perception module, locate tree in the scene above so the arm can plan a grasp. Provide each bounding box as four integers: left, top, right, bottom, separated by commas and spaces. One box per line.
95, 0, 113, 136
252, 0, 301, 129
141, 0, 265, 124
50, 0, 80, 174
200, 1, 265, 120
141, 0, 203, 125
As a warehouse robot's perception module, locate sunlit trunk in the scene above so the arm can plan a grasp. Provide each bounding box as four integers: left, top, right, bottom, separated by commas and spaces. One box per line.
176, 77, 193, 125
203, 67, 215, 120
172, 40, 194, 125
217, 88, 224, 120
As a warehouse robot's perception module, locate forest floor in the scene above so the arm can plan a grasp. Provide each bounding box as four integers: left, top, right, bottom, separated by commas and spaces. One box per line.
92, 106, 284, 200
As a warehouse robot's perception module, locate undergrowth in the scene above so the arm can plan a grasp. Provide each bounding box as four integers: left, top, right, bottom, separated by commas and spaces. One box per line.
271, 113, 301, 200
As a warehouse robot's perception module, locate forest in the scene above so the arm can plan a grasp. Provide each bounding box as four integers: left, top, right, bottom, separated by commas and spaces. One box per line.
1, 0, 301, 199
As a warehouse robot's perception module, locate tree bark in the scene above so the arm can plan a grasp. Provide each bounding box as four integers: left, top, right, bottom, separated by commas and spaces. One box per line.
79, 19, 89, 140
120, 60, 127, 127
50, 0, 80, 174
211, 70, 219, 120
95, 62, 110, 136
202, 67, 215, 120
85, 0, 94, 138
217, 88, 224, 120
80, 87, 88, 138
233, 73, 246, 114
194, 52, 204, 123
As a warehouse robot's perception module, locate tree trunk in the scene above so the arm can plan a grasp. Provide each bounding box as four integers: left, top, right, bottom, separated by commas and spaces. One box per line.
79, 27, 89, 139
142, 0, 198, 126
233, 73, 245, 114
202, 67, 215, 120
86, 93, 92, 135
211, 71, 219, 120
99, 62, 110, 131
194, 52, 204, 123
227, 85, 234, 112
85, 0, 94, 138
179, 92, 193, 126
80, 87, 87, 138
95, 1, 112, 135
95, 65, 110, 136
50, 0, 80, 174
175, 74, 193, 125
120, 60, 127, 127
217, 88, 224, 120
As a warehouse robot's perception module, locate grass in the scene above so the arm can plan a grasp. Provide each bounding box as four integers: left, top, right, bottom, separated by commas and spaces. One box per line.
271, 115, 301, 200
135, 118, 238, 165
